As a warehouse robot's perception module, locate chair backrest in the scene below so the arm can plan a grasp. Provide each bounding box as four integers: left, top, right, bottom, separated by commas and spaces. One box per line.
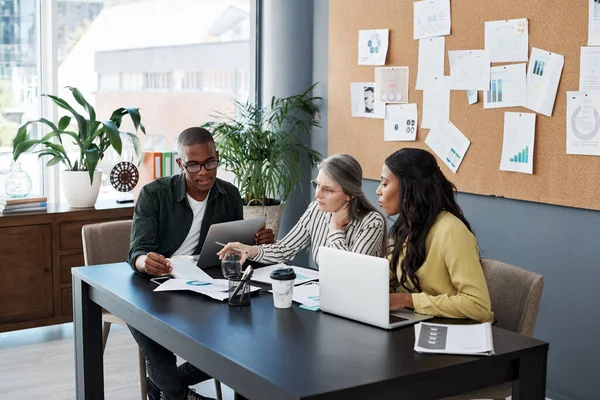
81, 220, 133, 266
480, 258, 544, 337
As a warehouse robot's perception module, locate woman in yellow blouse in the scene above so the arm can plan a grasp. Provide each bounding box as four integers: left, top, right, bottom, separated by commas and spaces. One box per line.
376, 148, 494, 323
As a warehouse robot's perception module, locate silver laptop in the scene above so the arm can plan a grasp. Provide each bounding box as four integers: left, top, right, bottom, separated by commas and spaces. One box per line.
318, 246, 433, 329
196, 218, 265, 268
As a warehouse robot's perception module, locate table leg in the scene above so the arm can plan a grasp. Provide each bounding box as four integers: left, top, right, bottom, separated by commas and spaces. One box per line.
512, 350, 547, 400
73, 276, 104, 399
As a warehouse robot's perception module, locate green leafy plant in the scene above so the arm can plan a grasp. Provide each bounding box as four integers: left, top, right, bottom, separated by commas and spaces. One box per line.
202, 84, 323, 205
12, 86, 146, 183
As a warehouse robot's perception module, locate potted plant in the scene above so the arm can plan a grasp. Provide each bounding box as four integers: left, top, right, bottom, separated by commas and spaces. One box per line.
202, 84, 323, 237
11, 86, 146, 208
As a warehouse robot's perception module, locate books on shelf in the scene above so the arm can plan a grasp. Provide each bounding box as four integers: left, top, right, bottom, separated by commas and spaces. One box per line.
414, 322, 495, 356
142, 151, 179, 180
0, 196, 48, 214
0, 195, 47, 206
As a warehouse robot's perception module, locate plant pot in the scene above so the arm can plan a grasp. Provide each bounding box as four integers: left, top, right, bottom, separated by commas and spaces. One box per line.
61, 170, 102, 208
243, 202, 285, 238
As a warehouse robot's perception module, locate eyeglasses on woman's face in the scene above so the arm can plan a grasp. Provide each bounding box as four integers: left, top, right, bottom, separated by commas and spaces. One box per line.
311, 179, 342, 196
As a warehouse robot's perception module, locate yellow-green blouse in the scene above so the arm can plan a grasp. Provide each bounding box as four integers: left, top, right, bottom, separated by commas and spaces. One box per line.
390, 211, 494, 323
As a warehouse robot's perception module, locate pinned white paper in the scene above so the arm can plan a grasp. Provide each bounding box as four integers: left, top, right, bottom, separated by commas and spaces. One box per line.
425, 119, 470, 173
526, 48, 564, 117
413, 0, 451, 40
358, 29, 389, 66
416, 37, 445, 90
484, 19, 528, 63
483, 64, 527, 109
384, 104, 418, 141
567, 91, 600, 156
467, 90, 478, 105
579, 47, 600, 91
449, 50, 491, 91
500, 112, 536, 174
350, 82, 385, 119
375, 67, 410, 104
421, 76, 451, 129
589, 0, 600, 45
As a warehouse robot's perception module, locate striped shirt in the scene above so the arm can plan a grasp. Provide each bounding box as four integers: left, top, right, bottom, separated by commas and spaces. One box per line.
252, 201, 385, 268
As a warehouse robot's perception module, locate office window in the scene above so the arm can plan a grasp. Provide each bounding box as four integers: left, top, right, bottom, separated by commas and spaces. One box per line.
0, 0, 41, 197
57, 0, 252, 201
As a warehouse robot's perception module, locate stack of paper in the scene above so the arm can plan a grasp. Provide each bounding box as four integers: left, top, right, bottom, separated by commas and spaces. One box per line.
293, 282, 320, 310
154, 278, 259, 302
414, 322, 495, 356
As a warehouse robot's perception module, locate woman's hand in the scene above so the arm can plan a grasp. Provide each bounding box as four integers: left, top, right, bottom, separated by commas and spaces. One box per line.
217, 242, 258, 265
389, 293, 414, 311
330, 203, 350, 231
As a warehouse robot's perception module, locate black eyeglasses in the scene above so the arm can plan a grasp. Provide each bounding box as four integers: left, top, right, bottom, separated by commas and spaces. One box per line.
180, 159, 219, 173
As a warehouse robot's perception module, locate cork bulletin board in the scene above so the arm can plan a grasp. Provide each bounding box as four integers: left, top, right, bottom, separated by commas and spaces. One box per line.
328, 0, 600, 211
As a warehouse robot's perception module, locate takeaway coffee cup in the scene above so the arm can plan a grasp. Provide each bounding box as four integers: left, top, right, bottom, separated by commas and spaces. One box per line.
270, 268, 296, 309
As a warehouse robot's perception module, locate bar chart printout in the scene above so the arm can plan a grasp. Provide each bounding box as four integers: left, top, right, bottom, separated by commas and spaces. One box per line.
500, 112, 536, 174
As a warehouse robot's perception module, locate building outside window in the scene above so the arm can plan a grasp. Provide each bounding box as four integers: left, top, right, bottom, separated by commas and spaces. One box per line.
57, 0, 252, 201
0, 0, 253, 202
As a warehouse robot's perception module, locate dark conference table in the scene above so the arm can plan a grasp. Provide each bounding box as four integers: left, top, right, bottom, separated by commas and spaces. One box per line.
72, 263, 548, 400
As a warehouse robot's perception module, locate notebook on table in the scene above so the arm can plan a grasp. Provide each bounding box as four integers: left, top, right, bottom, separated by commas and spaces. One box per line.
414, 322, 495, 356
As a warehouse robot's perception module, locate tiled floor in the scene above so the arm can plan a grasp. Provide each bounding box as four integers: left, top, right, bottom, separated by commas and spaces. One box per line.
0, 322, 81, 349
0, 323, 234, 400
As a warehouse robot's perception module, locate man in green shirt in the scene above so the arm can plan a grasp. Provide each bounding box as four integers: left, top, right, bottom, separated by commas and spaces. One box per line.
128, 127, 274, 400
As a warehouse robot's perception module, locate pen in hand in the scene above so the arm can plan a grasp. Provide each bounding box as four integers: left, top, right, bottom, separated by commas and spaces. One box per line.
215, 241, 249, 254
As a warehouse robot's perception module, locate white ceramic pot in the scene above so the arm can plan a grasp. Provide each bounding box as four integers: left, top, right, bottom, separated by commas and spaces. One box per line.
61, 170, 102, 208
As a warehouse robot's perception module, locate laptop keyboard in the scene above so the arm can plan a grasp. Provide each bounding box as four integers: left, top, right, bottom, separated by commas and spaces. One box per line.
389, 314, 409, 324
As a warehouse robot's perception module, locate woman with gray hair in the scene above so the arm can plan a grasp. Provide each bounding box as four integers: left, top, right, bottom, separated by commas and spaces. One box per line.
218, 154, 386, 268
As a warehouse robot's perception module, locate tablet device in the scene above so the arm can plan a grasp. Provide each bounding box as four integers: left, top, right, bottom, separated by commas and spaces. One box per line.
196, 218, 265, 268
150, 276, 171, 286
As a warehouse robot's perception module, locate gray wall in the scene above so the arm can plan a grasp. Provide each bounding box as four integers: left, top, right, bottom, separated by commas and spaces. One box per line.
261, 0, 315, 264
310, 1, 598, 399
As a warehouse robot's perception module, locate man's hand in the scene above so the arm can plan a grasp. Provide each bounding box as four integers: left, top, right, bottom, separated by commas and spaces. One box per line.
137, 252, 172, 276
255, 223, 275, 244
217, 242, 258, 265
389, 293, 414, 311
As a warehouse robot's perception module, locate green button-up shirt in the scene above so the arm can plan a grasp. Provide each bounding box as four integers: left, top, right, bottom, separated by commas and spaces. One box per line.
128, 173, 243, 275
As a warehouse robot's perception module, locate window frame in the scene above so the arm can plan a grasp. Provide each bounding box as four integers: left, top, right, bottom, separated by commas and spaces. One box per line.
33, 0, 260, 203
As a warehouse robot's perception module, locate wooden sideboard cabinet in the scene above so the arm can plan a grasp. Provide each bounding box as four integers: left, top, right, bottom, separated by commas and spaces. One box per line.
0, 201, 133, 332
